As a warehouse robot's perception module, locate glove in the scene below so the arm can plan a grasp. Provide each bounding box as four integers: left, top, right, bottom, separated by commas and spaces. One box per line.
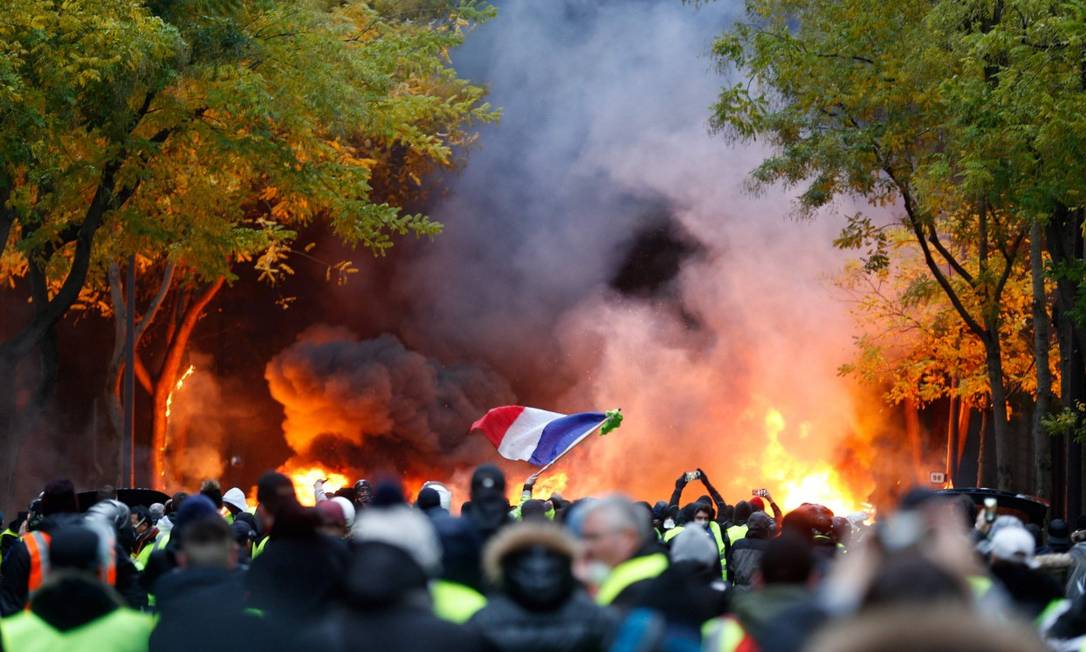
675, 473, 688, 489
696, 468, 710, 484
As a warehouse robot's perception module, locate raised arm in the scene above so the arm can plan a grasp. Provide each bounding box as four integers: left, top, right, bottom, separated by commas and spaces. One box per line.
763, 490, 783, 530
696, 468, 729, 517
669, 472, 689, 508
520, 472, 539, 506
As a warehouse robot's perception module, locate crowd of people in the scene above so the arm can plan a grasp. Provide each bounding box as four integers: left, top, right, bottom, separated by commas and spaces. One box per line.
1, 464, 1084, 651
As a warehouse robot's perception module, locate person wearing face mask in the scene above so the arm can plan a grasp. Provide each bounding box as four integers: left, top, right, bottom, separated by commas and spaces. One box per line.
578, 496, 668, 608
669, 469, 729, 527
666, 471, 730, 571
663, 501, 728, 581
469, 521, 617, 652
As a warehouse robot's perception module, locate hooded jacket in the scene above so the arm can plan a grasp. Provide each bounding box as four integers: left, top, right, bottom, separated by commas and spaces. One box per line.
1, 571, 152, 652
0, 513, 83, 615
150, 567, 268, 652
301, 541, 483, 652
246, 506, 349, 629
729, 512, 775, 587
991, 561, 1064, 620
469, 522, 617, 652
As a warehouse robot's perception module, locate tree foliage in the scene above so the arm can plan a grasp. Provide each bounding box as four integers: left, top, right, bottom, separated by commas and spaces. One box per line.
1, 0, 497, 311
710, 0, 1086, 489
0, 0, 498, 491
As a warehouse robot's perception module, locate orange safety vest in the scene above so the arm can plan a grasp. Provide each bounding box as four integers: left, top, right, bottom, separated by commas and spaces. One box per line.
23, 530, 116, 594
23, 532, 50, 593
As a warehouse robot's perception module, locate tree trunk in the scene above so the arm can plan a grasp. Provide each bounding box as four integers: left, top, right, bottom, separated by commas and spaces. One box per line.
946, 390, 959, 485
978, 409, 989, 487
1030, 219, 1053, 499
1046, 206, 1085, 518
0, 257, 64, 505
957, 400, 971, 474
985, 334, 1014, 490
149, 276, 224, 488
104, 262, 175, 485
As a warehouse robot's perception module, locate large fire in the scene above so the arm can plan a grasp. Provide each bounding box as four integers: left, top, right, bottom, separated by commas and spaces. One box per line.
284, 465, 350, 507
759, 408, 871, 517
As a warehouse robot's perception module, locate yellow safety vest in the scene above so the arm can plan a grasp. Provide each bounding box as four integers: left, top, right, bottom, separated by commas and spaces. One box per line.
595, 553, 668, 606
252, 536, 270, 558
664, 524, 728, 575
702, 616, 748, 652
133, 531, 170, 572
726, 524, 748, 545
430, 580, 487, 623
2, 607, 153, 652
1036, 598, 1068, 627
966, 575, 993, 599
0, 529, 18, 563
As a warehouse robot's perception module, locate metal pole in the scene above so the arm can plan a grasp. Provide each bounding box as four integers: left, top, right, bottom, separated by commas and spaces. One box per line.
123, 255, 136, 487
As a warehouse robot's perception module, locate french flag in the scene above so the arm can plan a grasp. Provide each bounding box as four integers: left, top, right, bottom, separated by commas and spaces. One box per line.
472, 406, 608, 467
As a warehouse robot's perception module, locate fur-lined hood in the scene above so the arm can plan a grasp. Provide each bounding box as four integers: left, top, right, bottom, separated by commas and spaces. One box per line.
483, 522, 578, 586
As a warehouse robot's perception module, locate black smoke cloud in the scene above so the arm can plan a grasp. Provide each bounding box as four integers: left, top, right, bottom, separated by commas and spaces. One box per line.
265, 326, 515, 477
263, 0, 889, 507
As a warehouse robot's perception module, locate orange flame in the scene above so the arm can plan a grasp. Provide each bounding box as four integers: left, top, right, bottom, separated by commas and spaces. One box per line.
165, 364, 196, 419
282, 464, 350, 507
508, 471, 569, 505
759, 408, 870, 517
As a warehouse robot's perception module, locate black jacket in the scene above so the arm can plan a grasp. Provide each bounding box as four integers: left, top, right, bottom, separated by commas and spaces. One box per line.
301, 542, 483, 652
151, 567, 267, 652
247, 531, 348, 626
728, 537, 769, 587
608, 542, 670, 609
628, 560, 727, 636
470, 591, 616, 652
0, 514, 144, 615
991, 561, 1064, 620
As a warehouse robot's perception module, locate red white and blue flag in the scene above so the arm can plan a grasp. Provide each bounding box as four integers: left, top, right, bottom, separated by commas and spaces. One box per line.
472, 406, 614, 467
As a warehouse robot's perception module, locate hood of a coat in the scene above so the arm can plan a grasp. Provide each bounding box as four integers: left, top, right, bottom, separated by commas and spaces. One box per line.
31, 573, 122, 632
346, 541, 429, 608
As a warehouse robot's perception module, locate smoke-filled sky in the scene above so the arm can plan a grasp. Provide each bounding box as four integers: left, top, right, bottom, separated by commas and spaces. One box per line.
260, 0, 897, 510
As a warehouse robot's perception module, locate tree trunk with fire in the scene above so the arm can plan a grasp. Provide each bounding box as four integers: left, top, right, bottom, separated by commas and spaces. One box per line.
147, 276, 224, 489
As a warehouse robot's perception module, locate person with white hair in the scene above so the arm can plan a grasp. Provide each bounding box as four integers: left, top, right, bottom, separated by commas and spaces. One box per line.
577, 495, 667, 607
